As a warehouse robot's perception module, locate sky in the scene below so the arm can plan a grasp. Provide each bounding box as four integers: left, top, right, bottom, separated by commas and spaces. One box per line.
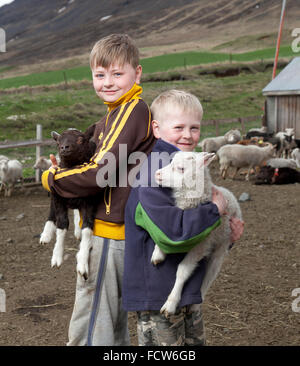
0, 0, 14, 8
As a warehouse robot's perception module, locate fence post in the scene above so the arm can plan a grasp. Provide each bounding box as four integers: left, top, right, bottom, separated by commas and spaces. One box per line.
35, 124, 42, 183
239, 117, 245, 134
214, 120, 219, 136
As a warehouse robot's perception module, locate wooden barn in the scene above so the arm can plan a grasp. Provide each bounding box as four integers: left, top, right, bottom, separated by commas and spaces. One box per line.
262, 57, 300, 138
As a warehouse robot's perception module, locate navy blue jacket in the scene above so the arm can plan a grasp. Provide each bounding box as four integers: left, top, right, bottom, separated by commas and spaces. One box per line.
122, 139, 221, 311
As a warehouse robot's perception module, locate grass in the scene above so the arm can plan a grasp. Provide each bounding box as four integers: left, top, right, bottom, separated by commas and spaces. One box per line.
0, 45, 295, 89
0, 62, 278, 178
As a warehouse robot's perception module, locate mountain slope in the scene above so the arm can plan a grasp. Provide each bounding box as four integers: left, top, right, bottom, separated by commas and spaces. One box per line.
0, 0, 299, 67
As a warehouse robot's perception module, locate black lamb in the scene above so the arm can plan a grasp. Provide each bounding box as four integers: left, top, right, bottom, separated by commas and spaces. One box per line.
40, 125, 97, 279
255, 165, 300, 185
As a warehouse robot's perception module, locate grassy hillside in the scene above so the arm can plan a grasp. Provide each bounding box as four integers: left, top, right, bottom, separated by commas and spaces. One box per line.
0, 60, 281, 177
0, 45, 295, 89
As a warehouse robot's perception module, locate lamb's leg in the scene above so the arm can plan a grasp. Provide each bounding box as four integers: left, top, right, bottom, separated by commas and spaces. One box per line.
160, 250, 201, 317
51, 204, 69, 268
51, 228, 67, 268
200, 243, 228, 300
151, 244, 166, 266
76, 227, 93, 280
73, 209, 81, 240
40, 198, 56, 245
245, 166, 252, 181
76, 204, 95, 279
231, 167, 240, 180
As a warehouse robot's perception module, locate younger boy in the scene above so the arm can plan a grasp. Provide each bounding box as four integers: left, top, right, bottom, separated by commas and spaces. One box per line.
122, 90, 243, 346
42, 34, 156, 346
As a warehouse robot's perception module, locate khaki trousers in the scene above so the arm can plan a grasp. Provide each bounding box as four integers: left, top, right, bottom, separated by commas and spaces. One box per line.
67, 236, 130, 346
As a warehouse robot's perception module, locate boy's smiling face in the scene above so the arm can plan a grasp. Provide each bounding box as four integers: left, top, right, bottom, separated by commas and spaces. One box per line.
92, 62, 142, 103
152, 108, 201, 152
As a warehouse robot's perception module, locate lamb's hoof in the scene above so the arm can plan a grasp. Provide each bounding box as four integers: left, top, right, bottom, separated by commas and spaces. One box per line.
160, 300, 177, 318
76, 262, 89, 280
151, 247, 166, 266
74, 228, 81, 240
51, 253, 63, 268
40, 232, 52, 245
76, 251, 89, 280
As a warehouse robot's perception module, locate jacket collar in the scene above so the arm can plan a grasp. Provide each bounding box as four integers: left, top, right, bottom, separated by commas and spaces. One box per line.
104, 83, 143, 112
153, 139, 180, 155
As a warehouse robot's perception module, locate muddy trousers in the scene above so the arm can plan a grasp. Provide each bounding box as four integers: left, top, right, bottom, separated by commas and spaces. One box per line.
67, 236, 130, 346
137, 304, 206, 346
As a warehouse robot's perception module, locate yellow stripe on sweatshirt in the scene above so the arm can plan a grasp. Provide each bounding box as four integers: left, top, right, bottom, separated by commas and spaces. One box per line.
95, 99, 139, 163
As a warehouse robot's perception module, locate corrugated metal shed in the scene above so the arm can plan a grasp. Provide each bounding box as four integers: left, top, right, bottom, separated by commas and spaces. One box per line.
263, 57, 300, 96
262, 57, 300, 138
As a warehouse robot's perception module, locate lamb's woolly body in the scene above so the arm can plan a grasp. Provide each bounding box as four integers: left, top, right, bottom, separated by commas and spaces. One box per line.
40, 126, 96, 279
266, 158, 298, 170
152, 152, 242, 316
200, 129, 241, 153
0, 159, 23, 197
217, 143, 276, 180
291, 148, 300, 168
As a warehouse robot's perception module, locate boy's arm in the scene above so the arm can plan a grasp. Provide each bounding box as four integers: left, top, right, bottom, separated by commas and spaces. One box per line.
42, 100, 152, 198
135, 186, 221, 254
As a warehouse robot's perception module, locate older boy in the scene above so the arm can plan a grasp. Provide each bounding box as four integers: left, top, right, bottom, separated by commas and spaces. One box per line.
123, 90, 243, 346
42, 34, 155, 346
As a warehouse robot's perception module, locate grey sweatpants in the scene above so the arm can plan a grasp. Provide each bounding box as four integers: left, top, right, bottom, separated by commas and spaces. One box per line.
67, 236, 130, 346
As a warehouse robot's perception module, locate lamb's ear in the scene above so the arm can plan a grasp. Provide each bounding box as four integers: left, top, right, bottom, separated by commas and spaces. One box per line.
51, 131, 60, 141
202, 152, 216, 167
77, 136, 84, 145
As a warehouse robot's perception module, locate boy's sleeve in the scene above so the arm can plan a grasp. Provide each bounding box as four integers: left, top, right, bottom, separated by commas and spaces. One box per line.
135, 186, 221, 254
42, 100, 152, 198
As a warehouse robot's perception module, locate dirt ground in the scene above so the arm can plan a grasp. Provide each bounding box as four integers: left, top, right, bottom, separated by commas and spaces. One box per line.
0, 164, 300, 346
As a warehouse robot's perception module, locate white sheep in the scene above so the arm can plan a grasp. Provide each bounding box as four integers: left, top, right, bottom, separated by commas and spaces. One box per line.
33, 155, 60, 171
291, 148, 300, 168
217, 143, 276, 181
33, 156, 52, 171
199, 129, 241, 153
151, 151, 242, 316
0, 159, 23, 197
275, 128, 295, 158
266, 158, 298, 170
0, 155, 9, 162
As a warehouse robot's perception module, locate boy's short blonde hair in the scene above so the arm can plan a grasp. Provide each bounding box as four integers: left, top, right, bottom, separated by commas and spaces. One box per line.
150, 89, 203, 123
90, 34, 140, 69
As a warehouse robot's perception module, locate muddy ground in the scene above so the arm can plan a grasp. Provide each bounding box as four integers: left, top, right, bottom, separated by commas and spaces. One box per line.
0, 164, 300, 346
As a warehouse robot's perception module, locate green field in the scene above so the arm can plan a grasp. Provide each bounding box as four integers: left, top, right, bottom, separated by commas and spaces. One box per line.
0, 45, 295, 90
0, 42, 294, 177
0, 58, 280, 178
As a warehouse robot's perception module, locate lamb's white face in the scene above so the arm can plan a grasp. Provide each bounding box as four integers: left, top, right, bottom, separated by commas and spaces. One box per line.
0, 160, 8, 174
155, 151, 215, 189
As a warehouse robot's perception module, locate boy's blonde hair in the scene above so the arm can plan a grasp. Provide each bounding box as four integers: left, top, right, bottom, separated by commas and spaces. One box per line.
150, 89, 203, 123
90, 34, 140, 69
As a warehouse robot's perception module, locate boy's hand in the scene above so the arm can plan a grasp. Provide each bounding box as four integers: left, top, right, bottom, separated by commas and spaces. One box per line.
230, 216, 244, 242
212, 187, 228, 216
50, 154, 58, 169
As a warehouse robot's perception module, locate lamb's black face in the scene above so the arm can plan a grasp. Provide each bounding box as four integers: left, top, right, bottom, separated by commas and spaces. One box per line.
56, 132, 85, 157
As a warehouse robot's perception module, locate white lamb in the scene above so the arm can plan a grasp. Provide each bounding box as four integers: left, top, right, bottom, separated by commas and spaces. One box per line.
33, 156, 52, 171
199, 129, 241, 153
0, 159, 23, 197
291, 148, 300, 168
275, 128, 295, 158
266, 158, 298, 170
217, 143, 276, 181
151, 151, 242, 316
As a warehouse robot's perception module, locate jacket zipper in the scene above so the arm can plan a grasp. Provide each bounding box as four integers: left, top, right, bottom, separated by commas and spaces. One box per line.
104, 186, 112, 215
